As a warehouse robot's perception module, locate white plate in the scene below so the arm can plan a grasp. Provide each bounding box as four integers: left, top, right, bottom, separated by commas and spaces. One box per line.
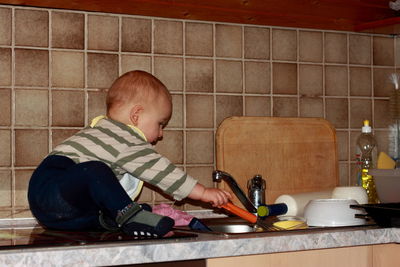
304, 199, 366, 227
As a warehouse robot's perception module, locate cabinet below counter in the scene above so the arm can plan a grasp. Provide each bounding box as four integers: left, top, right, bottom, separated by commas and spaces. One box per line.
0, 226, 399, 266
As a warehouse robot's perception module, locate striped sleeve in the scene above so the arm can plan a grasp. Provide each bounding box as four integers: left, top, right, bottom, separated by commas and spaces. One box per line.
116, 143, 197, 201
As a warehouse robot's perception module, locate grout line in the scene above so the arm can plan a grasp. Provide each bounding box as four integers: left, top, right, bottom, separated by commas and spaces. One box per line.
296, 29, 300, 117
48, 9, 53, 152
10, 6, 16, 214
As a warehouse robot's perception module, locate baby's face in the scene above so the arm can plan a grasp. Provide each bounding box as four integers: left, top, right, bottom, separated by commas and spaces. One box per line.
136, 95, 172, 144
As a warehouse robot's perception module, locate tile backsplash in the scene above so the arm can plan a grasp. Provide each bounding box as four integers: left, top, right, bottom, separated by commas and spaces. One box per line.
0, 5, 398, 217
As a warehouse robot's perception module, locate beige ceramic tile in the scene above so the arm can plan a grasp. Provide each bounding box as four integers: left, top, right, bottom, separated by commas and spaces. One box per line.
168, 94, 183, 128
154, 20, 183, 55
154, 57, 183, 91
0, 8, 11, 45
215, 24, 242, 58
88, 14, 119, 51
299, 64, 323, 97
0, 88, 10, 126
15, 169, 33, 207
185, 58, 213, 93
299, 97, 323, 118
15, 89, 48, 126
375, 130, 389, 157
186, 94, 213, 128
216, 60, 242, 93
52, 51, 84, 88
325, 98, 348, 128
373, 67, 395, 97
15, 9, 48, 47
0, 170, 11, 207
325, 65, 348, 96
0, 48, 11, 86
336, 131, 349, 161
13, 209, 34, 218
51, 11, 84, 49
154, 186, 174, 203
339, 163, 350, 186
272, 63, 297, 94
272, 96, 298, 117
299, 31, 322, 63
349, 67, 372, 96
349, 34, 371, 65
185, 22, 213, 56
349, 130, 360, 161
186, 166, 214, 188
88, 90, 107, 120
245, 96, 271, 116
52, 90, 84, 127
350, 99, 372, 128
136, 185, 154, 203
374, 99, 392, 128
244, 61, 270, 94
272, 29, 297, 61
0, 210, 12, 219
216, 95, 243, 127
52, 129, 80, 148
15, 129, 48, 167
155, 130, 183, 164
122, 17, 151, 53
186, 131, 214, 164
121, 55, 151, 74
0, 130, 11, 167
244, 26, 270, 59
373, 36, 394, 66
324, 32, 347, 64
87, 53, 119, 89
15, 49, 49, 87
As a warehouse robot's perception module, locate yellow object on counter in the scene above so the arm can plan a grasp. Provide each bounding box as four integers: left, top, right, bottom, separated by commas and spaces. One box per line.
273, 220, 308, 230
377, 152, 396, 169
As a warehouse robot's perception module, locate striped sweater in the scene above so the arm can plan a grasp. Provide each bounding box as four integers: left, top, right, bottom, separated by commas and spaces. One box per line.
50, 118, 197, 201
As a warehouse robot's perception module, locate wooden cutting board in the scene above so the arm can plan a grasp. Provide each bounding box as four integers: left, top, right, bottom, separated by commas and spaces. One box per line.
216, 116, 339, 206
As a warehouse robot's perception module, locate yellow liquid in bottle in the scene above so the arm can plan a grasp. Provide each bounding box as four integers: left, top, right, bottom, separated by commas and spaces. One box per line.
361, 169, 379, 204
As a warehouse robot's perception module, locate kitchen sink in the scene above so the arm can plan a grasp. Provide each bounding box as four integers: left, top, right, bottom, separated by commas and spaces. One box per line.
175, 216, 278, 235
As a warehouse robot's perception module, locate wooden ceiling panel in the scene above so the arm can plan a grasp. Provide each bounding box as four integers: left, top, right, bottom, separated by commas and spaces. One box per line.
0, 0, 397, 33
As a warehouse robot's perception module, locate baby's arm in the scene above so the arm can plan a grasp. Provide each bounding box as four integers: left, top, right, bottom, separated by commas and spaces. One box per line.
188, 183, 232, 207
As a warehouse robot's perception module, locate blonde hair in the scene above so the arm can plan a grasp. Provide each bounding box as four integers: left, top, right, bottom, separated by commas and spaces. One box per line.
106, 70, 170, 113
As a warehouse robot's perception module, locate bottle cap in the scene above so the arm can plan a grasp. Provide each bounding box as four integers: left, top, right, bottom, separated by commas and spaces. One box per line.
361, 120, 372, 133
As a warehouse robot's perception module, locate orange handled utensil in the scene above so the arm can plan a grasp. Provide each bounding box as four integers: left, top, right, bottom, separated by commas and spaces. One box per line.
221, 202, 257, 224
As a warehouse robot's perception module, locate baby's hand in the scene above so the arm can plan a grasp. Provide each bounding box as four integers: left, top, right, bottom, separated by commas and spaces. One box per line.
201, 188, 232, 207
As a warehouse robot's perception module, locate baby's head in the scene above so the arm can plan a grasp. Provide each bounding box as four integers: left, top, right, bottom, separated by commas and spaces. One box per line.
106, 70, 172, 144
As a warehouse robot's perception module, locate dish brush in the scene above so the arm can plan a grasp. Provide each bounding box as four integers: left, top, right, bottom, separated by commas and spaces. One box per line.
388, 73, 400, 167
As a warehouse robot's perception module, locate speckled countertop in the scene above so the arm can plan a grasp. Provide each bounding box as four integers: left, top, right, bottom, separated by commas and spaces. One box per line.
0, 219, 399, 266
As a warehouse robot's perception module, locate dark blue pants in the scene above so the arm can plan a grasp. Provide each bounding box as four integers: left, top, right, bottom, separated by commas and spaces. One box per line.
28, 155, 132, 231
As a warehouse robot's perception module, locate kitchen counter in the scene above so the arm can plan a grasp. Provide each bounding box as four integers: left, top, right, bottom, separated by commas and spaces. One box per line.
0, 222, 399, 266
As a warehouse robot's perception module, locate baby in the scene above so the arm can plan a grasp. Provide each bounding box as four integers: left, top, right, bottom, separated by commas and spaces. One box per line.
28, 70, 231, 237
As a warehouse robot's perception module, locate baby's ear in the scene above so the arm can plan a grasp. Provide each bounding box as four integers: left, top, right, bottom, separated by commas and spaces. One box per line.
129, 105, 144, 125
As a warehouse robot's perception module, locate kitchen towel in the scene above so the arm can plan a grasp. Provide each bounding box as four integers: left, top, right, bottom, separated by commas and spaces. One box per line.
274, 190, 333, 216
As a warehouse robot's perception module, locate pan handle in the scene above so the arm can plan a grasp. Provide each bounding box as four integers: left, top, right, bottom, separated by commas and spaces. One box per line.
221, 202, 257, 224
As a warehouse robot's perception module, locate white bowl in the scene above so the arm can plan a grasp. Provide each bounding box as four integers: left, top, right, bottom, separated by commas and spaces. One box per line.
331, 186, 368, 204
304, 199, 366, 227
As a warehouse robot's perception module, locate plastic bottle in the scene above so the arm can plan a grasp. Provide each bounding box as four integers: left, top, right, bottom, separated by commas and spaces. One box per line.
356, 120, 379, 203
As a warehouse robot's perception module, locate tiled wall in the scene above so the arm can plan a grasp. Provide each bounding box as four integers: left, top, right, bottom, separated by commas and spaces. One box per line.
0, 5, 398, 217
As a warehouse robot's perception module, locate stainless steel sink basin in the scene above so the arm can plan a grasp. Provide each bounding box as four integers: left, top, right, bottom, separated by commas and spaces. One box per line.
206, 223, 259, 234
176, 217, 272, 235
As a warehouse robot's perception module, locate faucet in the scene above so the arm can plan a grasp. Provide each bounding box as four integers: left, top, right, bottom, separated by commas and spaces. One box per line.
212, 170, 257, 213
